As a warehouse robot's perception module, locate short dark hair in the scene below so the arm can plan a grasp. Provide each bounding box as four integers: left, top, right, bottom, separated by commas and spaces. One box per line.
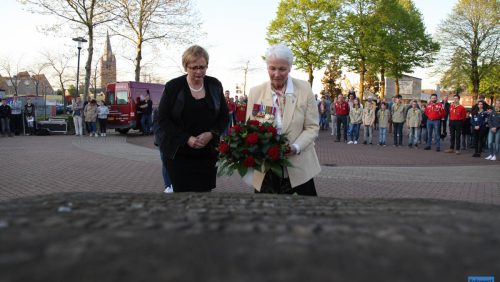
395, 95, 402, 99
453, 94, 460, 99
479, 94, 486, 99
430, 93, 438, 97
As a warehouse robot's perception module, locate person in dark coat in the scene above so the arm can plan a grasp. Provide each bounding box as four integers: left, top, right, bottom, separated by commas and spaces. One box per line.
158, 45, 229, 192
24, 98, 36, 136
0, 98, 13, 137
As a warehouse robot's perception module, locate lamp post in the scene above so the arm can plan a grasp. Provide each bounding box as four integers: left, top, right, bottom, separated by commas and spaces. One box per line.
72, 37, 87, 99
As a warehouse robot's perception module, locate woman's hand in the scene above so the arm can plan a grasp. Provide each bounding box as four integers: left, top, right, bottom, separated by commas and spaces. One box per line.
187, 132, 213, 149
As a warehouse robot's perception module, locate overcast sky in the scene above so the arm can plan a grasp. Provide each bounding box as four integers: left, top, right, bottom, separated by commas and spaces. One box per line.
1, 0, 457, 94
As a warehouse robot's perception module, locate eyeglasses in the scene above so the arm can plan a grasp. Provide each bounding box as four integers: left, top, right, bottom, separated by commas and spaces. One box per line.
187, 65, 208, 71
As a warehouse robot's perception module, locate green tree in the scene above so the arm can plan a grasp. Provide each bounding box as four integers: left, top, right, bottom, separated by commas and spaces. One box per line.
321, 55, 343, 97
379, 0, 439, 96
267, 0, 342, 86
437, 0, 499, 100
440, 48, 470, 94
480, 64, 500, 103
337, 0, 379, 101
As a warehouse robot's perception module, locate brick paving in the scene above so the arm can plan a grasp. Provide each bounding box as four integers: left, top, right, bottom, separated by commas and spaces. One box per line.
1, 131, 499, 282
1, 130, 499, 204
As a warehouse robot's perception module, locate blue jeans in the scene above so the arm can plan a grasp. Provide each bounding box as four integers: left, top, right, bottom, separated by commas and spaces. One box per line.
348, 123, 360, 142
159, 150, 172, 189
141, 114, 152, 134
86, 122, 96, 134
488, 129, 500, 157
420, 127, 427, 144
427, 120, 441, 148
408, 127, 419, 146
1, 117, 11, 135
363, 125, 373, 143
393, 122, 404, 145
379, 128, 387, 144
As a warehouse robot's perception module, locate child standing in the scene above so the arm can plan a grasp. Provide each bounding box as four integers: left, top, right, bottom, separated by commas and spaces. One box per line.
377, 102, 390, 146
406, 100, 422, 148
362, 97, 376, 145
348, 98, 362, 144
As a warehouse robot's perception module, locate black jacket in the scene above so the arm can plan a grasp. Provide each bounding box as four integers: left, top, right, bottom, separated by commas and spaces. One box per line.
158, 75, 229, 160
0, 104, 12, 118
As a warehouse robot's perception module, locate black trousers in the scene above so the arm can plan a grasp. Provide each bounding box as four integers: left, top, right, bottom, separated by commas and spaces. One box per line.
255, 172, 317, 196
10, 114, 22, 135
449, 120, 463, 150
98, 118, 107, 133
336, 115, 348, 141
473, 128, 488, 154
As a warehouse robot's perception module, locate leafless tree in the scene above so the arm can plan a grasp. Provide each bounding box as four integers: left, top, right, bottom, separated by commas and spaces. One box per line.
110, 0, 201, 82
28, 62, 50, 97
20, 0, 116, 101
232, 60, 259, 96
0, 57, 23, 96
42, 50, 73, 102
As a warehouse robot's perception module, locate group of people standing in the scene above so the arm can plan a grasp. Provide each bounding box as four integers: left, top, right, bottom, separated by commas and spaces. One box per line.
324, 91, 499, 160
71, 96, 109, 137
0, 95, 37, 137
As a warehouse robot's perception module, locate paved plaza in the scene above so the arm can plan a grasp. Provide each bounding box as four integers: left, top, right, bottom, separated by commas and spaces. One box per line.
1, 130, 499, 204
1, 131, 499, 282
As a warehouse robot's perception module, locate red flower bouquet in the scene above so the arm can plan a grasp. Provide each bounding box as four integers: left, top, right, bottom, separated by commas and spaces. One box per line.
217, 120, 291, 178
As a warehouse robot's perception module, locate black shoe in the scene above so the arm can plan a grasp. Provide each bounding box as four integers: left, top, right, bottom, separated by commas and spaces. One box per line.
436, 148, 440, 152
363, 141, 367, 145
472, 153, 480, 157
408, 144, 412, 148
424, 146, 431, 150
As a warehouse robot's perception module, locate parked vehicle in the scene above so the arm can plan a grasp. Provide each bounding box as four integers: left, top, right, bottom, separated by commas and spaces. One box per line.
105, 81, 164, 134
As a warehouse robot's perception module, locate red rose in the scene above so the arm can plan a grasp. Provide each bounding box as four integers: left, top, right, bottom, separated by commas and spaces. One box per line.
259, 125, 266, 132
218, 142, 230, 154
248, 120, 260, 127
242, 149, 249, 154
267, 126, 277, 136
230, 124, 241, 135
246, 132, 259, 145
243, 156, 255, 167
267, 146, 281, 161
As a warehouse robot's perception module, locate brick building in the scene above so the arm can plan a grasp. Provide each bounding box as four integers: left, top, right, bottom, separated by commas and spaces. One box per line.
0, 71, 54, 97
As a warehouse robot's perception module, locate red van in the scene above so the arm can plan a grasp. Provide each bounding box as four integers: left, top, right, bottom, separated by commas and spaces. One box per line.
105, 81, 164, 134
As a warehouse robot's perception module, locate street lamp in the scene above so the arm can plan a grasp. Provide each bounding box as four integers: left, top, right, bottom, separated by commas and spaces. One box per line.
72, 37, 87, 98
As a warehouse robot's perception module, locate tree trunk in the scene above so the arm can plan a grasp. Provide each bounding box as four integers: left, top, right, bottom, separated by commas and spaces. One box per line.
308, 64, 314, 87
380, 67, 385, 100
358, 60, 366, 101
135, 39, 143, 82
395, 78, 400, 97
84, 26, 94, 101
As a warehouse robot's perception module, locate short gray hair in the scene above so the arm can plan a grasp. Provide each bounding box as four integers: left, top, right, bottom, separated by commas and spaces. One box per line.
266, 43, 294, 67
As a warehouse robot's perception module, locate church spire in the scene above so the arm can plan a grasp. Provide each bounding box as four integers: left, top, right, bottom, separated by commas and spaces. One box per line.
103, 31, 113, 60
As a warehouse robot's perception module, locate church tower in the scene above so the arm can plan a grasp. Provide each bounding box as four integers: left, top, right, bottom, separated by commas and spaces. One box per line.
100, 31, 116, 89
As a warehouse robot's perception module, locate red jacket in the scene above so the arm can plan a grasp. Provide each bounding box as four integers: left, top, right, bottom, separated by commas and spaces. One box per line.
449, 104, 466, 121
335, 101, 350, 116
425, 102, 446, 121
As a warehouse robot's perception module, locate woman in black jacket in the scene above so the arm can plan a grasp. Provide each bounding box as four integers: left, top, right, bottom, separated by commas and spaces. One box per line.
158, 45, 229, 192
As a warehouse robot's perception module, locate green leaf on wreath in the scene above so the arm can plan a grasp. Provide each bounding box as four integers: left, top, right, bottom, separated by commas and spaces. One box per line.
237, 165, 248, 177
